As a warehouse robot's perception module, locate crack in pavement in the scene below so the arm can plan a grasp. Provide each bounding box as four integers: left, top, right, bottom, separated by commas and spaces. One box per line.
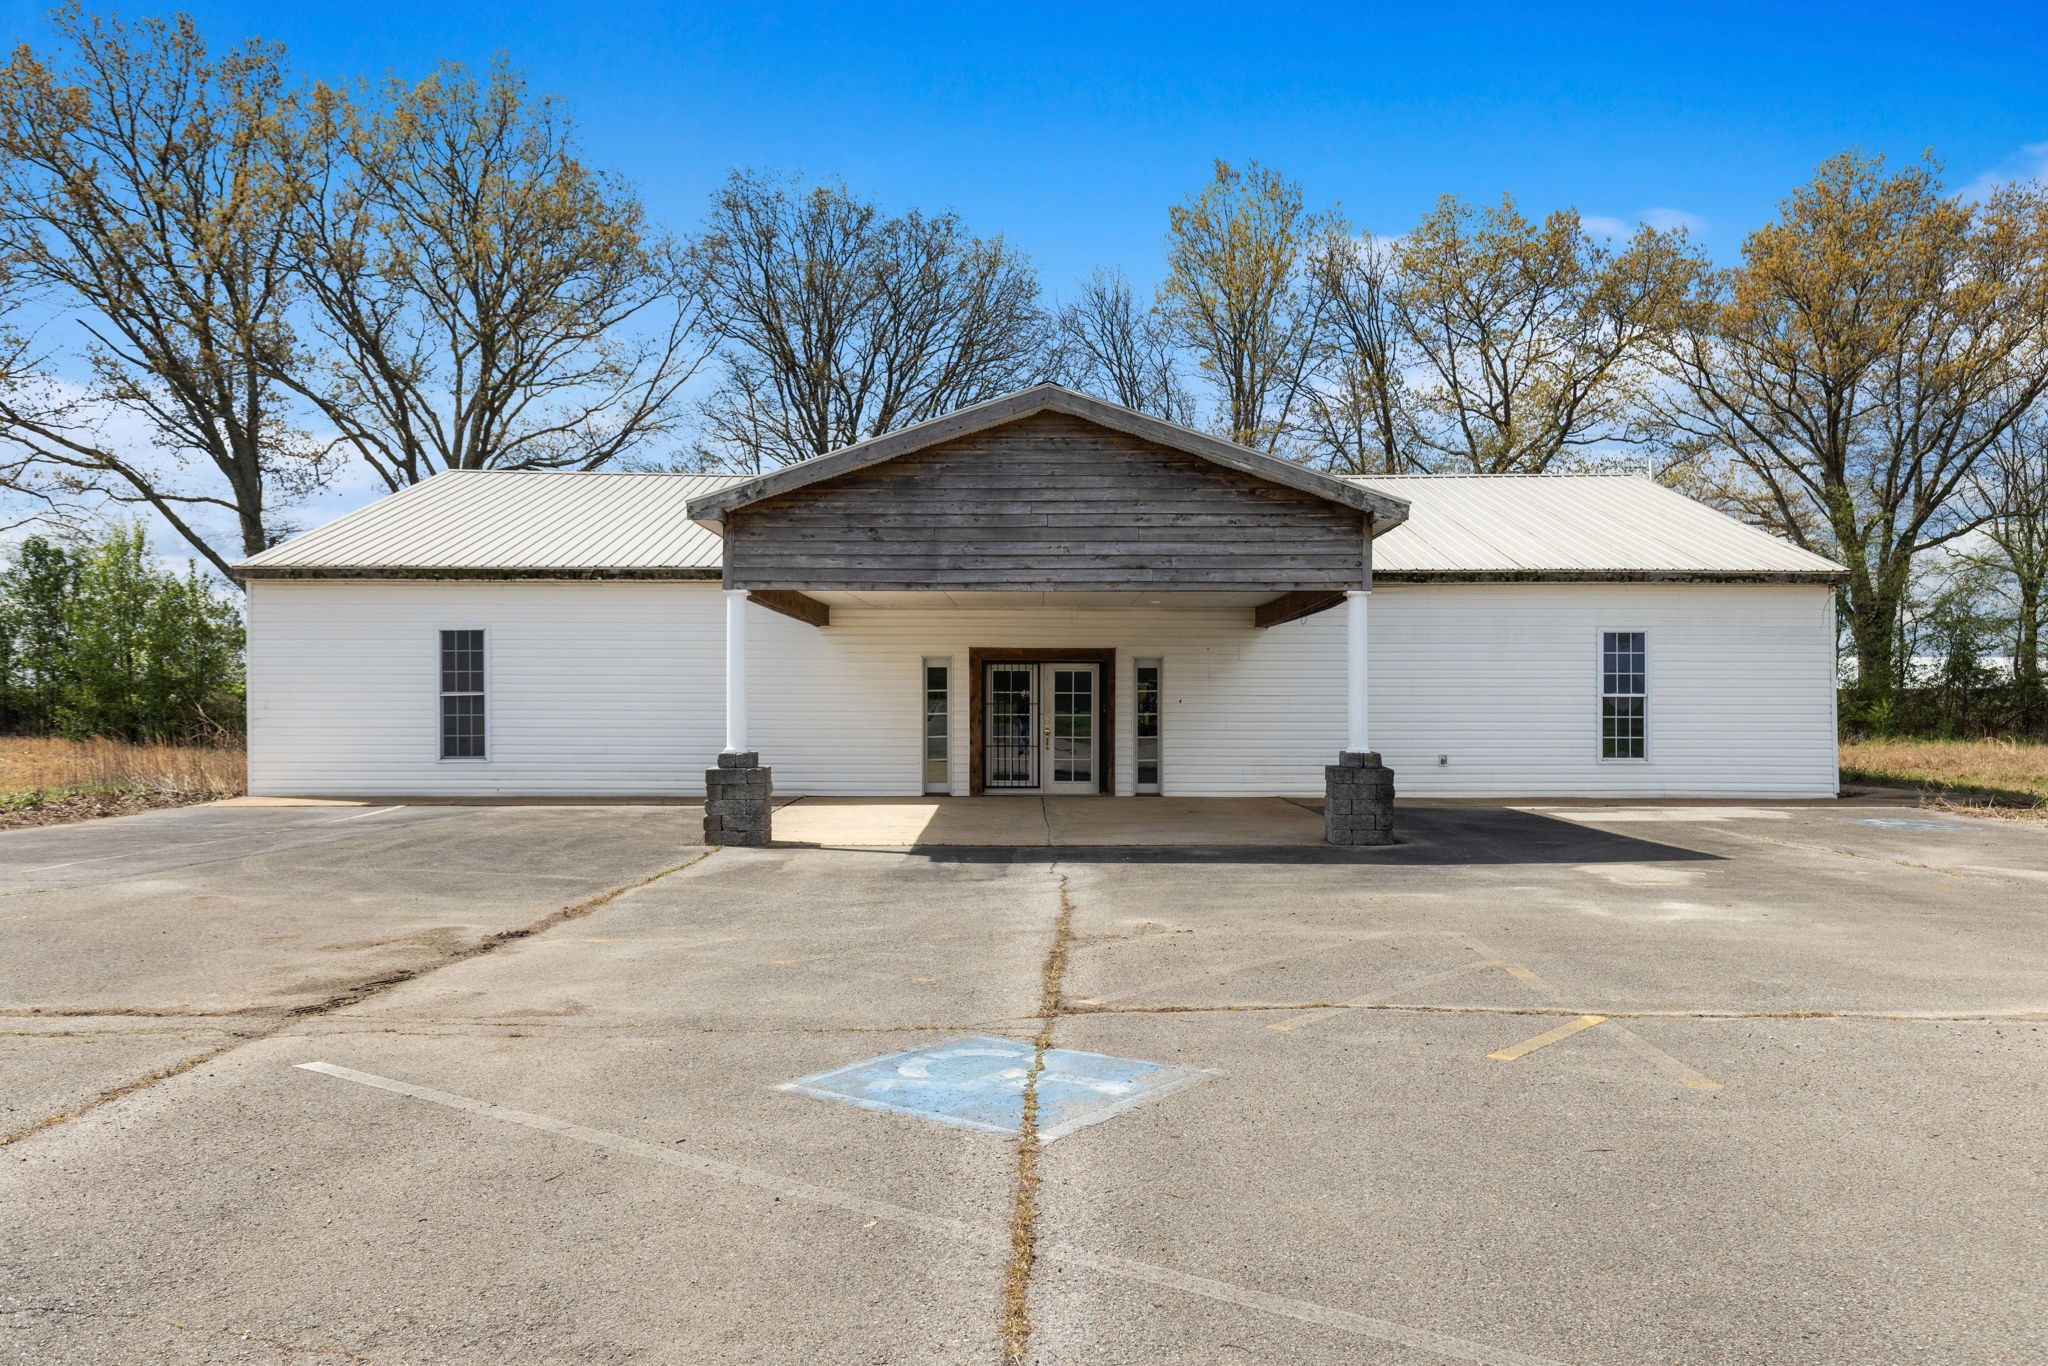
0, 850, 717, 1148
297, 1059, 1566, 1366
999, 865, 1074, 1366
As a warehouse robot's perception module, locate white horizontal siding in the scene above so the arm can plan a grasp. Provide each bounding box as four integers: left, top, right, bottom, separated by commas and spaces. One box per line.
1368, 582, 1839, 798
247, 581, 724, 797
246, 580, 1839, 799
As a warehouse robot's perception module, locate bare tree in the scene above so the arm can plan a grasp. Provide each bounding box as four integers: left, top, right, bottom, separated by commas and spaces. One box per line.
1047, 267, 1191, 423
692, 171, 1046, 472
283, 61, 709, 490
1970, 403, 2048, 716
1301, 232, 1410, 473
0, 5, 327, 576
1157, 160, 1342, 450
1657, 152, 2048, 705
1391, 195, 1691, 473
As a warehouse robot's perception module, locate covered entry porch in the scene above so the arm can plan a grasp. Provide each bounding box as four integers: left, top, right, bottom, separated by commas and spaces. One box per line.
684, 385, 1410, 846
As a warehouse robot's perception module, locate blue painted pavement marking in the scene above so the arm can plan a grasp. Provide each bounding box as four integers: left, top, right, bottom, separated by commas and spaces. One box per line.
781, 1034, 1215, 1142
1851, 818, 1967, 831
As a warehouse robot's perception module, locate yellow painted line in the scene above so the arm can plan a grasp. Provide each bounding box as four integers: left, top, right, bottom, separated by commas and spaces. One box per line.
1264, 959, 1499, 1036
1503, 964, 1547, 985
1488, 1014, 1606, 1062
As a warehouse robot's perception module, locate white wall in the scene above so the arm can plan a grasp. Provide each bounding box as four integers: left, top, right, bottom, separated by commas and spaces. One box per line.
1368, 581, 1839, 798
247, 581, 723, 797
246, 579, 1839, 799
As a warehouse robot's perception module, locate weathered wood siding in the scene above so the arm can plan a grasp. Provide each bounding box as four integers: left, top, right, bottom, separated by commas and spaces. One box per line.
722, 412, 1369, 591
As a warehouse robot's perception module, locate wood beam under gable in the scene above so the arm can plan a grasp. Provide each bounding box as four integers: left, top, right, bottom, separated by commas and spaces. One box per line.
747, 590, 831, 628
1253, 590, 1348, 629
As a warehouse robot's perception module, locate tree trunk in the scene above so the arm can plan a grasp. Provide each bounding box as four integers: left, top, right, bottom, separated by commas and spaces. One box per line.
1844, 583, 1903, 713
2016, 580, 2044, 731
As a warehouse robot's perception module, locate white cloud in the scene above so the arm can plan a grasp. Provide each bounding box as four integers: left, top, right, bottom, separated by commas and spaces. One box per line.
1960, 140, 2048, 201
1583, 208, 1707, 240
1642, 207, 1708, 235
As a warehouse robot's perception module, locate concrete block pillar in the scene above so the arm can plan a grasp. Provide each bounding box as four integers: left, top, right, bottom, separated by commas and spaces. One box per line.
1325, 750, 1395, 847
704, 750, 772, 846
705, 588, 772, 845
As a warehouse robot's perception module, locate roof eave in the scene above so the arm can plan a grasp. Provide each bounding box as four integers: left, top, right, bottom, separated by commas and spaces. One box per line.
1373, 568, 1849, 586
237, 564, 725, 583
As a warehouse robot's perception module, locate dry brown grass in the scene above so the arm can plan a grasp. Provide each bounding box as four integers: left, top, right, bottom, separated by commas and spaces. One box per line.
0, 736, 245, 819
1839, 737, 2048, 816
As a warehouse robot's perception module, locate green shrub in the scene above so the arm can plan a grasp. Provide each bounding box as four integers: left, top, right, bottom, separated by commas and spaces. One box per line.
0, 527, 244, 740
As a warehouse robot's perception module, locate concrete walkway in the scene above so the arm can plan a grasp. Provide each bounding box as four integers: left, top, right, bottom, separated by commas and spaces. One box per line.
772, 795, 1328, 846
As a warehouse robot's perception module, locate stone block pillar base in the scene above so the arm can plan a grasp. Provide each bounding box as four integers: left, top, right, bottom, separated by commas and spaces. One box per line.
1325, 751, 1395, 847
704, 751, 772, 847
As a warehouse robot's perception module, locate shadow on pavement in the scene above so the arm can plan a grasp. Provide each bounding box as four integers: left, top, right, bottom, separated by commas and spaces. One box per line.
840, 806, 1722, 867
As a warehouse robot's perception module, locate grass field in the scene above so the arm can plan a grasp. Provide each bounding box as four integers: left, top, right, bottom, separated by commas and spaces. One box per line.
1840, 737, 2048, 815
0, 737, 246, 828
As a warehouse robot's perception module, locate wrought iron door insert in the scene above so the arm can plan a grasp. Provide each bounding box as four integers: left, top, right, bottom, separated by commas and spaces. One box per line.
985, 665, 1038, 788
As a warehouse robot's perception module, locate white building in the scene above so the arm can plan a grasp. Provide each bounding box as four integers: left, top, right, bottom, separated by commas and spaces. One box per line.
237, 386, 1844, 814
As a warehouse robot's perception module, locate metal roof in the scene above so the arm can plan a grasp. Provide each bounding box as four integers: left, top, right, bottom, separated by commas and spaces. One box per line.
237, 468, 1845, 583
1351, 474, 1844, 581
237, 471, 734, 579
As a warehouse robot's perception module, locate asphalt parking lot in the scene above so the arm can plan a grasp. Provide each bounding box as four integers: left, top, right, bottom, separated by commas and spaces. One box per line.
2, 800, 2045, 1364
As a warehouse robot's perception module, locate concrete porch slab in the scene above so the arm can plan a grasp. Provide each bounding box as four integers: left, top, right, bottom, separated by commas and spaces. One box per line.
772, 796, 1328, 847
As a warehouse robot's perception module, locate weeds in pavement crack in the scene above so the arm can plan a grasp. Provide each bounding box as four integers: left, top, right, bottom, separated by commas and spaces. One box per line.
1000, 868, 1075, 1365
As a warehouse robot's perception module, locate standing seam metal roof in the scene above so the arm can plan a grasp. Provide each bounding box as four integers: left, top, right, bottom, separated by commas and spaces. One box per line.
235, 469, 1845, 581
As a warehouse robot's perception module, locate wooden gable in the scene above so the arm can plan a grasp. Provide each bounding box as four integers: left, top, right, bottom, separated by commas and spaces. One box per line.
720, 411, 1370, 592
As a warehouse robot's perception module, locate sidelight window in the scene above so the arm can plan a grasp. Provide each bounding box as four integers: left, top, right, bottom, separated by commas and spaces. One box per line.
1134, 659, 1162, 793
923, 659, 951, 793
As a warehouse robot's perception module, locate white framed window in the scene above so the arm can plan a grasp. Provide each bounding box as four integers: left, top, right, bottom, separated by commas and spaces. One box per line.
439, 629, 487, 760
922, 658, 951, 793
1599, 630, 1647, 762
1133, 659, 1162, 793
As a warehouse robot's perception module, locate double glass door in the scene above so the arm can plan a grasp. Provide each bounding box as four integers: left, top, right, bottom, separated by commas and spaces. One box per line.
984, 662, 1099, 794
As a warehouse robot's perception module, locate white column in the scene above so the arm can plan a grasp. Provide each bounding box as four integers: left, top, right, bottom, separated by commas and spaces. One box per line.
723, 589, 749, 754
1345, 588, 1370, 754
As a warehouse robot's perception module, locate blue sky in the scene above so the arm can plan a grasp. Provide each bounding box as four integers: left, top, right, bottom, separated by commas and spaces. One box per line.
3, 0, 2046, 557
8, 0, 2045, 284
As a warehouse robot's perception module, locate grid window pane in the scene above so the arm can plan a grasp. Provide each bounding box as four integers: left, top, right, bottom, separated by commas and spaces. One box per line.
1051, 668, 1092, 783
441, 630, 485, 695
441, 694, 486, 759
1599, 632, 1646, 760
923, 660, 950, 793
1601, 697, 1645, 760
439, 629, 486, 760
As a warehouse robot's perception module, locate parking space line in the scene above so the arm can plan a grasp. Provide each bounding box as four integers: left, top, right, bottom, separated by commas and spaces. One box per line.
1080, 934, 1392, 1009
1265, 959, 1496, 1033
1600, 1022, 1725, 1090
1487, 1015, 1606, 1061
319, 806, 402, 825
296, 1061, 1563, 1366
1451, 933, 1725, 1089
20, 833, 248, 873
